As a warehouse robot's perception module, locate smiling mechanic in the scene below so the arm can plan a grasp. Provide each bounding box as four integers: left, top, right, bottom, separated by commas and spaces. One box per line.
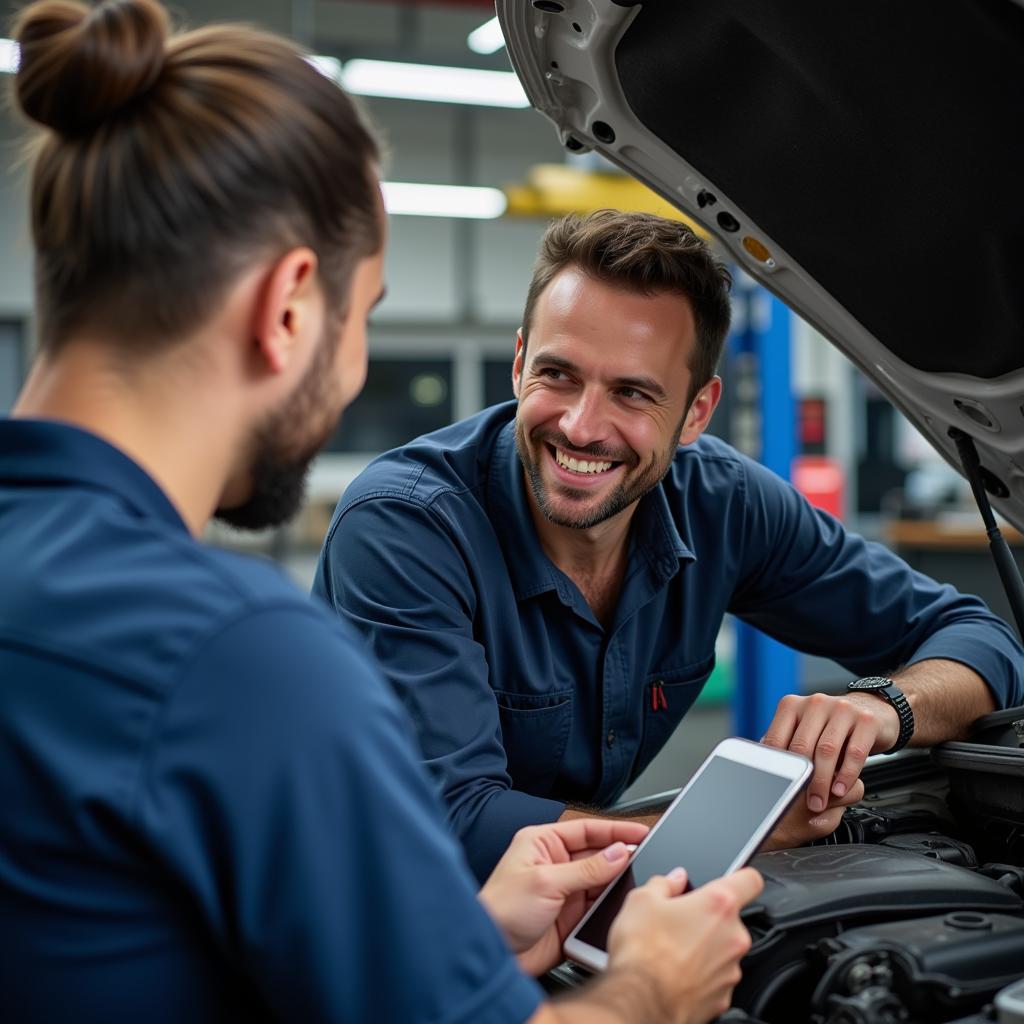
314, 211, 1024, 881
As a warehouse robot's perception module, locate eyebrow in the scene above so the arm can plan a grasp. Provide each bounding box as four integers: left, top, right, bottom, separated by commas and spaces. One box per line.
531, 353, 669, 401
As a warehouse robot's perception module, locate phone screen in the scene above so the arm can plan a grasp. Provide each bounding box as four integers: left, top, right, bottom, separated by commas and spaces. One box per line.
574, 756, 793, 952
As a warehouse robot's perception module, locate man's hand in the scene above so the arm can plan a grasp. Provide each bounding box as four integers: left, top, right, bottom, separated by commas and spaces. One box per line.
761, 778, 864, 849
531, 868, 764, 1024
479, 819, 649, 976
762, 691, 898, 815
607, 867, 764, 1024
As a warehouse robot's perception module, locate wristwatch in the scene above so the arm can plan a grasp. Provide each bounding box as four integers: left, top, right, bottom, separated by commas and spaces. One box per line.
846, 676, 915, 754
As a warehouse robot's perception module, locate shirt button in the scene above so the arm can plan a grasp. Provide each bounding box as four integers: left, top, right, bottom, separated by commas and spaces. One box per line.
606, 729, 616, 749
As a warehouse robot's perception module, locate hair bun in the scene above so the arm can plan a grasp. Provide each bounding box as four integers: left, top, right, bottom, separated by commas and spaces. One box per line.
13, 0, 169, 137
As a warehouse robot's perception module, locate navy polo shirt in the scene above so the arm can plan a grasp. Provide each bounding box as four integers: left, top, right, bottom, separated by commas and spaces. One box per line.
0, 419, 541, 1023
314, 402, 1024, 881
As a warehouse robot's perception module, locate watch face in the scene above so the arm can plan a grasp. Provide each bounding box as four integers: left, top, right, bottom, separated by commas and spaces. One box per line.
849, 677, 892, 691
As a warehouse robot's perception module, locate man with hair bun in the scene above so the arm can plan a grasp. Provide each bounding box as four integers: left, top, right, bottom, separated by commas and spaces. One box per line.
0, 1, 762, 1022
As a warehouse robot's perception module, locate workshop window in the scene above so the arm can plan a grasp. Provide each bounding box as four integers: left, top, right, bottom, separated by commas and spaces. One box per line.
483, 357, 515, 408
326, 358, 453, 453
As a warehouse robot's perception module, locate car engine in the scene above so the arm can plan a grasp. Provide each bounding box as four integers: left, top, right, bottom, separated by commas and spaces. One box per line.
546, 706, 1024, 1024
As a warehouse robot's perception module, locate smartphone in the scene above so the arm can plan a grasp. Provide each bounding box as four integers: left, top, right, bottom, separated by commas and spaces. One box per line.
563, 737, 812, 971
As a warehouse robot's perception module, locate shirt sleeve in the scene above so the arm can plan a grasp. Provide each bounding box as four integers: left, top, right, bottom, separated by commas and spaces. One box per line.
133, 603, 543, 1024
313, 496, 565, 881
729, 456, 1024, 708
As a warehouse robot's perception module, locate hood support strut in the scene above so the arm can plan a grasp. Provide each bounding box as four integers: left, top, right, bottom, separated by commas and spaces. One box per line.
949, 427, 1024, 644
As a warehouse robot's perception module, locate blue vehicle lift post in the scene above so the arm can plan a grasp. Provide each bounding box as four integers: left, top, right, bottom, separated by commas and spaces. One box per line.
730, 284, 800, 740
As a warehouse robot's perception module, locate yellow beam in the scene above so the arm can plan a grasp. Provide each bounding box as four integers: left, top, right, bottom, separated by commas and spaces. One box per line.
503, 164, 708, 238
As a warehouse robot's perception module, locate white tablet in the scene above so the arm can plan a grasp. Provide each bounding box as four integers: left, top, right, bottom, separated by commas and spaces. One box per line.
563, 737, 812, 971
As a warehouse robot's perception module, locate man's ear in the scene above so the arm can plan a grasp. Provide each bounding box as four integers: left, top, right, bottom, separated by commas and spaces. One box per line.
251, 247, 320, 375
679, 375, 723, 446
511, 329, 526, 399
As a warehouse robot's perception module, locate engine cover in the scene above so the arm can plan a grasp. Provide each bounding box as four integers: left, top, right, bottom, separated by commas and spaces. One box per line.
734, 846, 1024, 1020
808, 912, 1024, 1024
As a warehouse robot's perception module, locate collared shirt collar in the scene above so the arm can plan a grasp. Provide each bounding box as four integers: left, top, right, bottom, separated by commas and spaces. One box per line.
486, 419, 696, 604
487, 421, 565, 602
630, 462, 696, 576
0, 418, 189, 533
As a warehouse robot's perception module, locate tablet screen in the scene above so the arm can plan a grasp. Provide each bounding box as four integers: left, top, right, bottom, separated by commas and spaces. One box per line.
574, 756, 790, 952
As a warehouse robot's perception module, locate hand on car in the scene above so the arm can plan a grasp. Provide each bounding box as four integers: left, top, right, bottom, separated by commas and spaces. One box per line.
762, 776, 864, 849
762, 690, 898, 819
608, 867, 764, 1024
479, 818, 649, 975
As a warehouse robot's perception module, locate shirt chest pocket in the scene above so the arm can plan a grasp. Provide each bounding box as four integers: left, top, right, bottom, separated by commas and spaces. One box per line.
630, 656, 715, 785
493, 689, 574, 797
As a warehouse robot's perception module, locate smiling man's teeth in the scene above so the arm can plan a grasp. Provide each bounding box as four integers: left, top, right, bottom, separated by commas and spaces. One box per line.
554, 448, 613, 474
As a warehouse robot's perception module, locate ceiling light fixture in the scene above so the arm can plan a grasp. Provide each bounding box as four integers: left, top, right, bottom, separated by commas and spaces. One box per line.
3, 45, 526, 111
381, 182, 507, 219
307, 55, 341, 82
0, 38, 19, 73
341, 58, 527, 108
467, 17, 506, 55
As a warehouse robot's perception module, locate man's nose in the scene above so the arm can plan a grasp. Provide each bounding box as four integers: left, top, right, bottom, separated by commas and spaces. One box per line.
559, 391, 608, 448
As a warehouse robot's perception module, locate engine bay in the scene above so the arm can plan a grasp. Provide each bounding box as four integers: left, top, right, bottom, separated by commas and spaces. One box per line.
547, 714, 1024, 1023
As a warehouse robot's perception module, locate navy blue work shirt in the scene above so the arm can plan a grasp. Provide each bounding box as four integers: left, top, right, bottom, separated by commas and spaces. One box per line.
0, 419, 541, 1023
314, 402, 1024, 881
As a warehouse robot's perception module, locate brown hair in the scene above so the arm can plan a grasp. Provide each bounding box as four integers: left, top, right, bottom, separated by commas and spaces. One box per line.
522, 210, 732, 400
10, 0, 382, 352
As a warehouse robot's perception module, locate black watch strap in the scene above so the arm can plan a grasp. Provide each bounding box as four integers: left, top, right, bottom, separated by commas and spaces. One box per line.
846, 676, 915, 754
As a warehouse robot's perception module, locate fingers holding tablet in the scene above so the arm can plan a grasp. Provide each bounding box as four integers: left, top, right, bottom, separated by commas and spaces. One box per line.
607, 866, 763, 1023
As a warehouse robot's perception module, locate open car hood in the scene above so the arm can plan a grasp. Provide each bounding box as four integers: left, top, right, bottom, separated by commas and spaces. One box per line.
498, 0, 1024, 531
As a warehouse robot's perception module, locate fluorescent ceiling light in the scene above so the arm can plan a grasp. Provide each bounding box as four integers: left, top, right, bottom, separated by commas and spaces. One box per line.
0, 38, 19, 74
307, 54, 341, 82
2, 45, 525, 112
341, 58, 527, 108
382, 182, 507, 219
467, 17, 505, 55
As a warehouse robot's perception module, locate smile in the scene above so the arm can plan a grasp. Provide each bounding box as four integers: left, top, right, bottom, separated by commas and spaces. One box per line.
552, 446, 618, 476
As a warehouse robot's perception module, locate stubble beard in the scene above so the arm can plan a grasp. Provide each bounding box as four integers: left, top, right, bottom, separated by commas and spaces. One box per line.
513, 417, 681, 531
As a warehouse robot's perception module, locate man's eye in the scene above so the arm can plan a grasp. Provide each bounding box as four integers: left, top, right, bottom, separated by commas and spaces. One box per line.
538, 367, 566, 381
618, 387, 651, 402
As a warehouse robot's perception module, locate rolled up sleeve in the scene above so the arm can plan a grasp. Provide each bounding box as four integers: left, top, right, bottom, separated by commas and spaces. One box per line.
730, 456, 1024, 708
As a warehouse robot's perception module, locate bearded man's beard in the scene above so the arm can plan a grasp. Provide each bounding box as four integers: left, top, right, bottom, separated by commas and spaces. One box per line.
216, 326, 341, 531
